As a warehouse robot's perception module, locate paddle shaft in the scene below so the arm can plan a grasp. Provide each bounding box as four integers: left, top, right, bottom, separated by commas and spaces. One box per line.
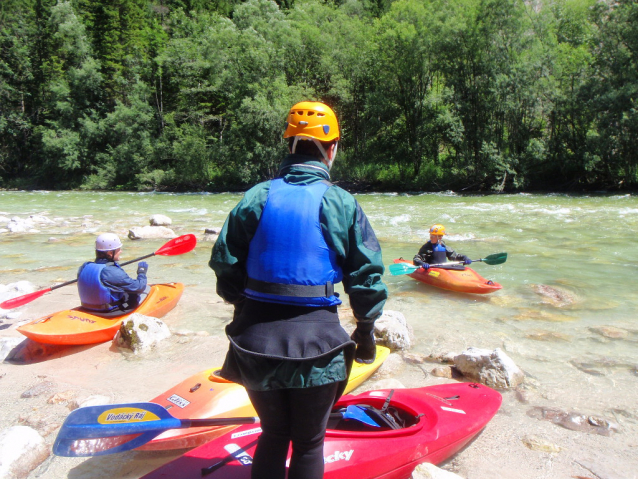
49, 253, 155, 291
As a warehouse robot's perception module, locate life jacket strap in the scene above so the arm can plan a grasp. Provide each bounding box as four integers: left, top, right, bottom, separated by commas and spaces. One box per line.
246, 278, 334, 298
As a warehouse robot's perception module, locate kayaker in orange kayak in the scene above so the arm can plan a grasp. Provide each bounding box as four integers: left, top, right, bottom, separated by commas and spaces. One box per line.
413, 224, 471, 270
77, 233, 150, 314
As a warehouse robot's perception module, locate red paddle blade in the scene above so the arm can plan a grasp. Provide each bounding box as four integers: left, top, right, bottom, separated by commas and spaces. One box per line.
155, 234, 197, 257
0, 288, 51, 310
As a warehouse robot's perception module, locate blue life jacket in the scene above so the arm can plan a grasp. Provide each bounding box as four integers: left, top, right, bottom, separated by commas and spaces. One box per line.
432, 242, 448, 264
77, 262, 121, 312
245, 178, 343, 307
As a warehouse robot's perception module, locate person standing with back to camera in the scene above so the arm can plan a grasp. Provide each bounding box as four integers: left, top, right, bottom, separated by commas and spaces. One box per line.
209, 101, 388, 479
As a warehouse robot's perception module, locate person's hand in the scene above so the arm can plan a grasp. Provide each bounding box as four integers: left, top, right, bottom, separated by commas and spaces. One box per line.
463, 258, 472, 265
137, 261, 148, 275
421, 263, 430, 270
351, 326, 376, 364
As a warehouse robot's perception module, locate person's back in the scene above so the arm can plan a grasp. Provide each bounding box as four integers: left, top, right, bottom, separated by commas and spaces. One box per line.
77, 233, 149, 313
210, 101, 387, 479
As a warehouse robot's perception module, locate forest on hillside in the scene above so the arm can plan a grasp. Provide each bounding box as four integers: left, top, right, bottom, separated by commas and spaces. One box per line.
0, 0, 636, 192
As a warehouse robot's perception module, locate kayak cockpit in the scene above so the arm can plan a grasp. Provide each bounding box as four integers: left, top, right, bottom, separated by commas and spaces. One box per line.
327, 389, 429, 438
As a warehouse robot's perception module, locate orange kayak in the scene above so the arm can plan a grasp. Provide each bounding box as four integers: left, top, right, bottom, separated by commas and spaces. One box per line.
138, 345, 391, 451
16, 283, 184, 345
393, 259, 501, 294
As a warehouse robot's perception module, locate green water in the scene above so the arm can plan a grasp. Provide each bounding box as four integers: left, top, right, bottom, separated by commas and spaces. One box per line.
1, 190, 637, 415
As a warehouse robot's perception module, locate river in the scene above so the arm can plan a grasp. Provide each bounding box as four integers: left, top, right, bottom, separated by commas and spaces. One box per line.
1, 190, 637, 478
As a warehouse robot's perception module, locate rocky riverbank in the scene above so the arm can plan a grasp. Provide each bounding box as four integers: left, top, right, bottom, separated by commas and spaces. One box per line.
0, 282, 635, 479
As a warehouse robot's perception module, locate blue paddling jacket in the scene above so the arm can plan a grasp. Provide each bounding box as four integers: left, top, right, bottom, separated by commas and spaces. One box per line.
77, 259, 147, 312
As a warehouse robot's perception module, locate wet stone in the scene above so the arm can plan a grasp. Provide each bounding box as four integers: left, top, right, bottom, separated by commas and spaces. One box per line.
527, 406, 619, 436
532, 284, 577, 307
590, 326, 629, 340
20, 381, 57, 399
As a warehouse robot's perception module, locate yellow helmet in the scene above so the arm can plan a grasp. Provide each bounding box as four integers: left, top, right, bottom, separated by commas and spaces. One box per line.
429, 224, 445, 236
284, 101, 340, 142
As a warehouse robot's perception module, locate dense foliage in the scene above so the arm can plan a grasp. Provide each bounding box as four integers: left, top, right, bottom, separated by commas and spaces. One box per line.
0, 0, 636, 192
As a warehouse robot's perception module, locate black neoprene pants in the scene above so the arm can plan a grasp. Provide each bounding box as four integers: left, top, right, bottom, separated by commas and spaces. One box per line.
246, 382, 340, 479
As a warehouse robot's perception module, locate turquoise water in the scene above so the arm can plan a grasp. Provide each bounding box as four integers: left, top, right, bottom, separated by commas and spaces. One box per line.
1, 190, 637, 416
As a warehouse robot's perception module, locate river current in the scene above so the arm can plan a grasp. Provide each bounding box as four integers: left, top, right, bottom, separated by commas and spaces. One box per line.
1, 190, 637, 446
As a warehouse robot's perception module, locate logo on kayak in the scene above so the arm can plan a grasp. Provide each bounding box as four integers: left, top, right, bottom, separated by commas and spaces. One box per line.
97, 407, 160, 424
166, 394, 190, 409
428, 271, 440, 278
231, 427, 262, 439
324, 449, 354, 464
66, 315, 96, 324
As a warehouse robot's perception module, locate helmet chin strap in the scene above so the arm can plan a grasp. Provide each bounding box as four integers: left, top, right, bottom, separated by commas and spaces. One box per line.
291, 137, 337, 169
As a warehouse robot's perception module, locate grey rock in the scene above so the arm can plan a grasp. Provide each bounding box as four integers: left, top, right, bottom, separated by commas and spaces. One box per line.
128, 225, 177, 240
149, 214, 172, 226
374, 310, 413, 350
412, 463, 465, 479
454, 347, 525, 388
117, 313, 171, 353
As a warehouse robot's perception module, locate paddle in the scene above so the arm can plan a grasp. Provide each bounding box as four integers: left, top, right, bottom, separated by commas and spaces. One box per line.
389, 252, 507, 276
53, 401, 380, 457
0, 234, 197, 310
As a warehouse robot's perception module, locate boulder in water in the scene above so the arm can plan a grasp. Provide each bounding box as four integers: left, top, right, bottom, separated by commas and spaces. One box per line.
128, 225, 177, 240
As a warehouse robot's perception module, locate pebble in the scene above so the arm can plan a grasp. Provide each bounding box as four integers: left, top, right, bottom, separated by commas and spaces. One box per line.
522, 435, 561, 453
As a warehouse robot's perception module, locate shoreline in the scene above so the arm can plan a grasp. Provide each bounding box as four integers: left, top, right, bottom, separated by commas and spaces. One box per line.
1, 286, 636, 479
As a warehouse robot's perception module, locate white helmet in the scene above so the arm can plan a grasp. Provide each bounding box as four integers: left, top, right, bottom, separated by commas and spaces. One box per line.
95, 233, 123, 252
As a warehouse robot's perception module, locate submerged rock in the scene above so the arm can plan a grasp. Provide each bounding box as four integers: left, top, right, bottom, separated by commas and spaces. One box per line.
117, 313, 171, 353
374, 310, 413, 350
0, 426, 49, 478
527, 406, 619, 436
589, 326, 629, 340
453, 347, 525, 388
128, 225, 177, 240
532, 284, 577, 307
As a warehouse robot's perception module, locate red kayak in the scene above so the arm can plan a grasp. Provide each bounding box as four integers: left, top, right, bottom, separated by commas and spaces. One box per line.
142, 382, 502, 479
393, 259, 502, 294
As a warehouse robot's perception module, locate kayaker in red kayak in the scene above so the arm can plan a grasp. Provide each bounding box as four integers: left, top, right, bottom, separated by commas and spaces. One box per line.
209, 101, 388, 479
413, 224, 471, 270
77, 233, 150, 314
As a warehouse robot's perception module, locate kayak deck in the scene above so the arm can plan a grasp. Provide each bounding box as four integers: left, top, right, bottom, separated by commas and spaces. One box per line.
142, 382, 502, 479
16, 283, 184, 345
138, 345, 391, 451
393, 259, 502, 294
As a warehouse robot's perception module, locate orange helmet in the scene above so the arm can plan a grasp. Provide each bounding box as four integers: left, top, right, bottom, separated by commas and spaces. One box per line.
429, 224, 445, 236
284, 101, 340, 142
